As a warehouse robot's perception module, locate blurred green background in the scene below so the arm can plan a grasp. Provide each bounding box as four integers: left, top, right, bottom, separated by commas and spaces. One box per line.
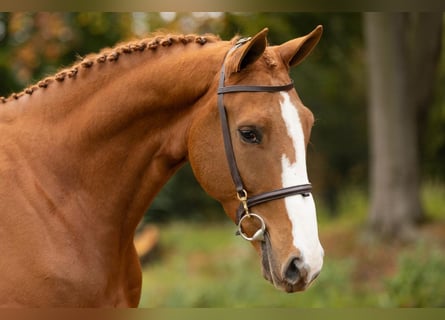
1, 12, 444, 307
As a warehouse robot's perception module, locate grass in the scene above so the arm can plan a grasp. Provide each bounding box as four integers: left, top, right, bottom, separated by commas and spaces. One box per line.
139, 222, 445, 307
138, 182, 445, 307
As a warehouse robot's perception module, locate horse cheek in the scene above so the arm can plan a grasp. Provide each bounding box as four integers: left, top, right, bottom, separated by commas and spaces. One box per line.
188, 116, 233, 204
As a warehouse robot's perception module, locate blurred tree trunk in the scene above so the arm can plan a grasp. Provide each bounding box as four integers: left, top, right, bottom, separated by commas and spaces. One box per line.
364, 13, 443, 241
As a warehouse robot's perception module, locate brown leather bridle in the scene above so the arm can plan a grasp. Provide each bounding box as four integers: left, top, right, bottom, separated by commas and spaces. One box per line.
217, 37, 312, 241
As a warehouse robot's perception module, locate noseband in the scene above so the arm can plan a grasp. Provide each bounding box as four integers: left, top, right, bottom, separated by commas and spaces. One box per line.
217, 37, 312, 242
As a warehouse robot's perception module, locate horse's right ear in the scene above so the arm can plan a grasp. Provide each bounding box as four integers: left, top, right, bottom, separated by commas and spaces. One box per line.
226, 28, 269, 74
278, 25, 323, 68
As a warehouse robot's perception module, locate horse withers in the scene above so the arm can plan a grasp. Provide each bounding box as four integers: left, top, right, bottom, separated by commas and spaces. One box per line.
0, 26, 323, 307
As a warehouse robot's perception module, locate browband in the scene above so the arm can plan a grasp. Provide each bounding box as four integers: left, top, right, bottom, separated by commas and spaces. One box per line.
217, 82, 294, 94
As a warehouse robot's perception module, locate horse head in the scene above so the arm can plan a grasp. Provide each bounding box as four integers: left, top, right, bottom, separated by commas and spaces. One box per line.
188, 26, 324, 292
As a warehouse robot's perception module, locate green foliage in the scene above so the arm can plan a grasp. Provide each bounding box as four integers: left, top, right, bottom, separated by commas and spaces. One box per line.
422, 180, 445, 222
140, 222, 356, 307
0, 12, 133, 95
334, 186, 369, 224
143, 164, 222, 224
422, 25, 445, 179
318, 180, 445, 228
139, 220, 445, 307
380, 244, 445, 307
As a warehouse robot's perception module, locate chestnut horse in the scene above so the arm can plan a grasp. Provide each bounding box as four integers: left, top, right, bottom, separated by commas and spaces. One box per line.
0, 26, 324, 307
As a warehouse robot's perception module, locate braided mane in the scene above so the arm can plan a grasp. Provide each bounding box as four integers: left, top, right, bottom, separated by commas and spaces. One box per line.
1, 32, 224, 104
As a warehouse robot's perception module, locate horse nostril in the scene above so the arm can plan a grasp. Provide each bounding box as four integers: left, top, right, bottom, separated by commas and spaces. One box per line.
284, 256, 305, 285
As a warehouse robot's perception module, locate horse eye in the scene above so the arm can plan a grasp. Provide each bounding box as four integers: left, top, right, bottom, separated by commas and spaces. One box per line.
238, 127, 262, 144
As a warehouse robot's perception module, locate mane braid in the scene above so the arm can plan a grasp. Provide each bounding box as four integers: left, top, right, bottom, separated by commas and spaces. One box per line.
0, 32, 222, 104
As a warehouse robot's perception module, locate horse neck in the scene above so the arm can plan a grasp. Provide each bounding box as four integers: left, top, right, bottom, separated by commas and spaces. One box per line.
7, 39, 228, 238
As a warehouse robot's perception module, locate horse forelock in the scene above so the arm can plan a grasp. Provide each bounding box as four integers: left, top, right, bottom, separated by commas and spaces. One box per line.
0, 32, 222, 104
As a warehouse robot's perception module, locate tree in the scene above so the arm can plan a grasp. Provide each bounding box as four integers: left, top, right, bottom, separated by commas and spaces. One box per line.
364, 13, 443, 241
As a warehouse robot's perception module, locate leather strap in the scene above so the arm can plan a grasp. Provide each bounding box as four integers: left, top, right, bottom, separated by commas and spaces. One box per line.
217, 66, 245, 195
217, 81, 294, 94
247, 184, 312, 208
236, 184, 312, 224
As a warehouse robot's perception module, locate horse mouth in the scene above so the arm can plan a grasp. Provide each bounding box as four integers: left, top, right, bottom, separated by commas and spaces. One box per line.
260, 232, 311, 293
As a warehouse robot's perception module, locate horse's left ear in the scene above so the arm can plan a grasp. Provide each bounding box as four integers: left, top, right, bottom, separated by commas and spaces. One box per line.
278, 25, 323, 68
226, 28, 268, 74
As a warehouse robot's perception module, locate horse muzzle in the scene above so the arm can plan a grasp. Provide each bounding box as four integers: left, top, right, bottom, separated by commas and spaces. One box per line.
260, 232, 322, 293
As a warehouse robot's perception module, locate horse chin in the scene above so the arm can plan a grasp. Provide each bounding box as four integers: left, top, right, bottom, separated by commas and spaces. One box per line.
260, 233, 309, 293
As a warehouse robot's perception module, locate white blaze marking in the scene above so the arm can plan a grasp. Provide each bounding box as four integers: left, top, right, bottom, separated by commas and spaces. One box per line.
279, 92, 324, 279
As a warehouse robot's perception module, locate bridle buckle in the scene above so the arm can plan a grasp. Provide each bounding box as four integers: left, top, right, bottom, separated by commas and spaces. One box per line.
236, 189, 249, 216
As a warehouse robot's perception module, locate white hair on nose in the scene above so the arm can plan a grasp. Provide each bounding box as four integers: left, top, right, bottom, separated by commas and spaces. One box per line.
279, 92, 324, 278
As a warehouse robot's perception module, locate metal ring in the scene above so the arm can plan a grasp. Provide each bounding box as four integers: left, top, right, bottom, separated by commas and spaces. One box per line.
238, 213, 266, 242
